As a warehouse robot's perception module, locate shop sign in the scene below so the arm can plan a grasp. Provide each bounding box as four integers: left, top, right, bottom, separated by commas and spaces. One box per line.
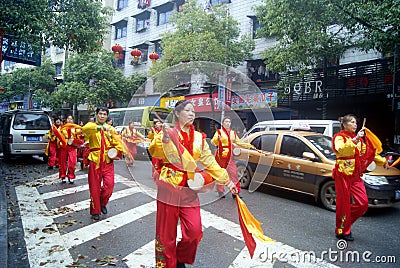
160, 96, 184, 109
185, 93, 222, 113
130, 95, 160, 106
284, 81, 324, 99
230, 90, 277, 110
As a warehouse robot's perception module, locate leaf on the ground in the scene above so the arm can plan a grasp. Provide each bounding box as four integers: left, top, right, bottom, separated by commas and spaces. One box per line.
42, 227, 57, 234
29, 227, 40, 234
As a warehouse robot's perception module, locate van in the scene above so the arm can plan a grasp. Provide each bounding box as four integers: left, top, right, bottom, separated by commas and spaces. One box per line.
243, 120, 341, 138
0, 110, 52, 160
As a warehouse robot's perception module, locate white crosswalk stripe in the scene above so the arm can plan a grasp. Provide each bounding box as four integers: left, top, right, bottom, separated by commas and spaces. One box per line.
16, 172, 339, 268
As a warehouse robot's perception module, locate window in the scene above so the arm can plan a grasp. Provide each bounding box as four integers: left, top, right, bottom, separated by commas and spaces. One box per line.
280, 136, 313, 158
250, 16, 261, 39
117, 0, 128, 10
251, 134, 277, 152
154, 41, 162, 58
55, 63, 62, 76
134, 11, 151, 32
154, 2, 175, 26
158, 10, 172, 25
115, 21, 127, 39
13, 113, 51, 130
210, 0, 230, 5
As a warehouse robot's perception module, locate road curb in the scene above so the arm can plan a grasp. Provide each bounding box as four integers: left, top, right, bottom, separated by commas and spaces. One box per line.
0, 175, 7, 268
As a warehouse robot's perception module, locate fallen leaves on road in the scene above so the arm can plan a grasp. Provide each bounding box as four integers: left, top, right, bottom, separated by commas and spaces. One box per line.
93, 255, 119, 266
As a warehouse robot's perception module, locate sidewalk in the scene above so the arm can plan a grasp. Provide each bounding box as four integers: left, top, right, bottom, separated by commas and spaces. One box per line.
0, 175, 7, 268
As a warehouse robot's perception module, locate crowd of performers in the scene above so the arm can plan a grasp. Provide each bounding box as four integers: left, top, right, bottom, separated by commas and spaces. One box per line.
45, 106, 391, 268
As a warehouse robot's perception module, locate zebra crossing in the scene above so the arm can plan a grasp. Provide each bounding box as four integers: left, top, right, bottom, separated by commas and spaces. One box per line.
15, 168, 339, 268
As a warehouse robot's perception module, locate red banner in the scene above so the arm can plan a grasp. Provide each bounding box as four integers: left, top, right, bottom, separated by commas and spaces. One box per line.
185, 93, 221, 112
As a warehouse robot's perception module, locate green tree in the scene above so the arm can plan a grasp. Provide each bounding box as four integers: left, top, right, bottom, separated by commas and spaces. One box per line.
149, 0, 255, 76
256, 0, 400, 74
0, 57, 56, 104
48, 51, 146, 112
1, 0, 112, 57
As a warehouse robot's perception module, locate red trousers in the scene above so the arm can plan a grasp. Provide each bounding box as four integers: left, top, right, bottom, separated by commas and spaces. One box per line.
59, 145, 77, 180
335, 175, 368, 235
88, 161, 115, 215
216, 156, 240, 194
125, 142, 137, 165
155, 182, 202, 267
47, 141, 59, 167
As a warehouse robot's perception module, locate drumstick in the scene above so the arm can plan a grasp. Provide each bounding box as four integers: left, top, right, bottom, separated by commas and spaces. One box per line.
362, 118, 366, 129
154, 111, 163, 122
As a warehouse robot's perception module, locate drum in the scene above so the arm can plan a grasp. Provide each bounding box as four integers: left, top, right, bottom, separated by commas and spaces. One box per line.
366, 161, 376, 172
107, 148, 119, 160
187, 172, 215, 193
232, 147, 241, 156
68, 138, 83, 147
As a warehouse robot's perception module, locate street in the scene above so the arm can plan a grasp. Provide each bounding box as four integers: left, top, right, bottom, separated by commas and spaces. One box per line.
1, 156, 399, 267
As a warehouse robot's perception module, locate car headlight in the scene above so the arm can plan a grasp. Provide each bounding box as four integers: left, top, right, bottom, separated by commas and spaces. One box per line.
362, 174, 389, 185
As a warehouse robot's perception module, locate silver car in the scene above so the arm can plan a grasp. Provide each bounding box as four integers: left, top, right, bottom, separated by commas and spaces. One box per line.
0, 110, 52, 160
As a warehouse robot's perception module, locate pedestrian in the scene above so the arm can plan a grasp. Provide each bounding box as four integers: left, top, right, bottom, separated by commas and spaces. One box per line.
106, 118, 113, 126
211, 116, 255, 198
147, 119, 163, 177
332, 114, 388, 241
121, 121, 145, 166
45, 117, 62, 169
82, 107, 125, 221
148, 100, 237, 268
59, 115, 83, 184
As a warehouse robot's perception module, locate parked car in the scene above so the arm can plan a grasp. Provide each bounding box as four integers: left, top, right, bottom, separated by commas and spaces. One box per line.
243, 119, 341, 138
235, 130, 400, 211
0, 110, 52, 160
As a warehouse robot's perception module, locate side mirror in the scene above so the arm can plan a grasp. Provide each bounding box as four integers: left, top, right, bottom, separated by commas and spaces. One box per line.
303, 152, 316, 161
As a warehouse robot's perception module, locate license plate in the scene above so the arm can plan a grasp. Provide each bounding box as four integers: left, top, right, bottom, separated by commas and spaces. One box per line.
395, 190, 400, 200
26, 136, 41, 142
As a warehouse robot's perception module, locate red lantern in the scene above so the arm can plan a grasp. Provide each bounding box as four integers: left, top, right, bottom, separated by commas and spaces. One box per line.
0, 87, 4, 91
149, 52, 160, 64
130, 48, 142, 63
111, 44, 123, 58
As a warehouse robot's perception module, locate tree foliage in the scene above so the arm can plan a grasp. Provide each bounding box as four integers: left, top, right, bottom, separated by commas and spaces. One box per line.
149, 0, 255, 76
1, 0, 112, 56
256, 0, 400, 75
49, 51, 146, 111
0, 57, 56, 102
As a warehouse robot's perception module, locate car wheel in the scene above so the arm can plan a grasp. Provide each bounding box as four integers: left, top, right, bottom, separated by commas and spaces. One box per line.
319, 180, 336, 211
237, 163, 252, 189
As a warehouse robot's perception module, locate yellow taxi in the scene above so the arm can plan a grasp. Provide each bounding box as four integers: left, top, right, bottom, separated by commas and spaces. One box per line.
234, 130, 400, 211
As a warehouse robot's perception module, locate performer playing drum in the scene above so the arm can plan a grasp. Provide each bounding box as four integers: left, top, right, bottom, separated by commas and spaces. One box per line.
121, 121, 146, 166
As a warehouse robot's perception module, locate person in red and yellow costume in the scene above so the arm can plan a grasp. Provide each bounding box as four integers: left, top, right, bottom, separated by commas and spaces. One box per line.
121, 121, 146, 166
45, 117, 62, 169
148, 119, 164, 177
82, 107, 125, 221
211, 116, 255, 199
332, 114, 388, 241
58, 115, 83, 184
149, 100, 237, 268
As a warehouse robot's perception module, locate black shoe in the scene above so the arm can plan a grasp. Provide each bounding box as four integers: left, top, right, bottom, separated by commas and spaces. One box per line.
176, 262, 186, 268
336, 233, 354, 241
91, 214, 100, 220
61, 178, 66, 183
48, 166, 54, 170
218, 192, 225, 198
101, 206, 107, 214
68, 178, 74, 184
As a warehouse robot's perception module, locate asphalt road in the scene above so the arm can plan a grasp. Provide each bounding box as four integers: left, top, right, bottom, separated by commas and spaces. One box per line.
1, 155, 399, 267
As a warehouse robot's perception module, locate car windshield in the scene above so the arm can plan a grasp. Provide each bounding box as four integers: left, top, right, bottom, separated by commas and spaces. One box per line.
12, 113, 51, 130
305, 135, 336, 160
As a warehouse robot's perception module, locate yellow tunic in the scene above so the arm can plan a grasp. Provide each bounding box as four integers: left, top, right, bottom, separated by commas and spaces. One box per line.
334, 134, 386, 176
149, 130, 229, 187
211, 128, 253, 158
82, 122, 124, 164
